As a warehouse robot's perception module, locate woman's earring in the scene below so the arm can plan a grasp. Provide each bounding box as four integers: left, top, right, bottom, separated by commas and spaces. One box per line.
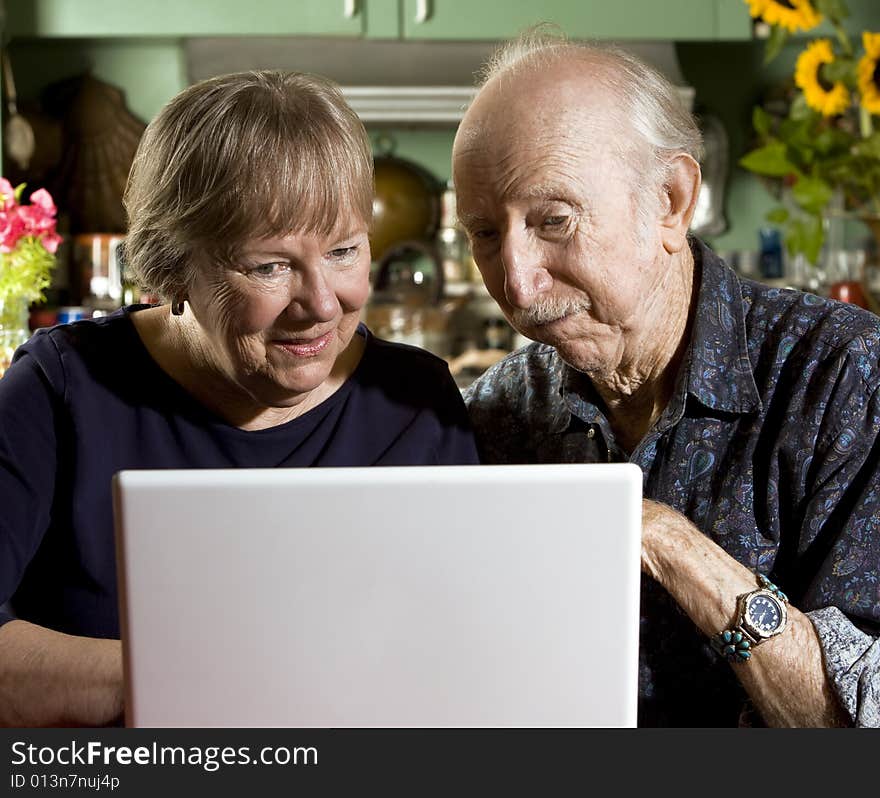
171, 300, 186, 316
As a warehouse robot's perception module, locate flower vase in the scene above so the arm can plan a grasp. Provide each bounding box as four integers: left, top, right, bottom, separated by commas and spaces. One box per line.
853, 215, 880, 315
822, 200, 877, 312
826, 253, 872, 309
0, 295, 30, 378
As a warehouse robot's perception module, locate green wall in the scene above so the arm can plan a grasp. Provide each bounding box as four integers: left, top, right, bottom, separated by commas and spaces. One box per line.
10, 38, 187, 125
678, 38, 781, 254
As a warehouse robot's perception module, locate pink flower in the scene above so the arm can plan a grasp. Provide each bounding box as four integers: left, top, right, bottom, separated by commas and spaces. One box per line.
40, 231, 62, 254
0, 178, 17, 211
0, 210, 24, 253
17, 204, 57, 236
0, 181, 61, 256
28, 188, 56, 216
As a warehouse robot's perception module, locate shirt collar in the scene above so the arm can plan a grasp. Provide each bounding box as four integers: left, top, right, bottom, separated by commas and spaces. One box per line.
685, 238, 762, 415
553, 237, 762, 428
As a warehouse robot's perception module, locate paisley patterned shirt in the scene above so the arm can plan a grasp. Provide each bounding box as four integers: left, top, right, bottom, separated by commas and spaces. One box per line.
464, 239, 880, 727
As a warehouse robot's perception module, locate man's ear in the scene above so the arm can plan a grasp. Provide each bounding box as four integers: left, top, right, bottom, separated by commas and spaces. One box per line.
658, 154, 701, 255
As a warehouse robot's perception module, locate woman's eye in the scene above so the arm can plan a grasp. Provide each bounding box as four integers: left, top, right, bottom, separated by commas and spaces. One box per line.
248, 262, 287, 277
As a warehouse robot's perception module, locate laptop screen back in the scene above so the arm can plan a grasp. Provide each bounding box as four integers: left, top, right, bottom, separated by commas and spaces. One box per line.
113, 463, 642, 727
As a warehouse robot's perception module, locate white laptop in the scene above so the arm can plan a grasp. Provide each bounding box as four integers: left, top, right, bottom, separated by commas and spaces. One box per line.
112, 463, 642, 728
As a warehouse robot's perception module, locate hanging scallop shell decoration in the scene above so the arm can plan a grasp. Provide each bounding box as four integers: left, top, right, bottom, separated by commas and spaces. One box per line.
46, 74, 145, 233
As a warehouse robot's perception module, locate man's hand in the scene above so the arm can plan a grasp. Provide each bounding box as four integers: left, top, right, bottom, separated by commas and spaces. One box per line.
637, 498, 848, 726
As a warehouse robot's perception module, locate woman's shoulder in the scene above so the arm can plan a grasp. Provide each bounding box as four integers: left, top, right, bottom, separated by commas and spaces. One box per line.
362, 326, 457, 381
13, 306, 148, 389
353, 326, 467, 421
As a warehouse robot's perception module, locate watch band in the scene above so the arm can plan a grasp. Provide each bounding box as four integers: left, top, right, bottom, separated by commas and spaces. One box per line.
710, 572, 789, 664
755, 571, 788, 603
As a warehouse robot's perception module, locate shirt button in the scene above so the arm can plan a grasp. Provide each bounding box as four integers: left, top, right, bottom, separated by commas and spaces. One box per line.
586, 428, 595, 439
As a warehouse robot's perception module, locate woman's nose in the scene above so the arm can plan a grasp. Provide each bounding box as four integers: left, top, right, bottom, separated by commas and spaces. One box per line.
499, 230, 552, 309
286, 269, 338, 322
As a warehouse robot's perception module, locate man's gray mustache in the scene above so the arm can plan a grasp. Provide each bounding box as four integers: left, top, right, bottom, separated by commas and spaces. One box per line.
509, 297, 592, 327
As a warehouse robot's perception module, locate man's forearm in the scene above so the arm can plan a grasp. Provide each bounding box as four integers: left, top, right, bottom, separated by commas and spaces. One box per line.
0, 620, 123, 727
641, 500, 849, 727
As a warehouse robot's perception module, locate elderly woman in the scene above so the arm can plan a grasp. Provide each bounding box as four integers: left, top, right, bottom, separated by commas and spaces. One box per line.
0, 71, 478, 726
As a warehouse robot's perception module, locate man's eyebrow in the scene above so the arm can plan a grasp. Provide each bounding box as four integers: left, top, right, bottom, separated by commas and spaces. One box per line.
514, 183, 569, 201
455, 184, 574, 230
456, 210, 486, 229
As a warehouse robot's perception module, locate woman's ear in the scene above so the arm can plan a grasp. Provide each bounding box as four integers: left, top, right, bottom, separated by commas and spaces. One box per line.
658, 154, 702, 254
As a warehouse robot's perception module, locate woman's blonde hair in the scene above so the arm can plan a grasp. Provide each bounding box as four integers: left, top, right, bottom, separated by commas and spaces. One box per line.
123, 70, 374, 300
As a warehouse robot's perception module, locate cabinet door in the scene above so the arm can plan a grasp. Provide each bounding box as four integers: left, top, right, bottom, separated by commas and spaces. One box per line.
402, 0, 724, 41
4, 0, 366, 37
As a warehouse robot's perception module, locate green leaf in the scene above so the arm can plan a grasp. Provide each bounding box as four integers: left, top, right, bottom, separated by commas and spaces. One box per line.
852, 133, 880, 160
785, 219, 805, 258
0, 237, 58, 304
821, 58, 855, 85
791, 175, 834, 214
814, 0, 850, 25
763, 25, 789, 65
753, 106, 772, 138
779, 116, 810, 140
789, 93, 815, 123
803, 215, 825, 265
766, 207, 790, 224
740, 143, 798, 177
786, 215, 825, 266
813, 127, 853, 156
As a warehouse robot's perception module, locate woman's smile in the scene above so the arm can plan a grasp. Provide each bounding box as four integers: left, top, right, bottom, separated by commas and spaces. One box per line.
271, 329, 335, 358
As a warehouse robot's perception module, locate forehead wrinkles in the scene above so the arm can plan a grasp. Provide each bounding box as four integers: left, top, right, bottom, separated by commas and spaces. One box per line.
456, 75, 631, 173
494, 140, 591, 197
457, 132, 609, 214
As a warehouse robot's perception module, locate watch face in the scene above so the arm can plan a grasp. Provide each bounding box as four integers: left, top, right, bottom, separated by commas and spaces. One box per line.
745, 593, 784, 637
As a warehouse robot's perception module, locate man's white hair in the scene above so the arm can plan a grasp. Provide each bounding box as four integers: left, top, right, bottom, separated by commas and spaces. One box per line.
477, 28, 704, 199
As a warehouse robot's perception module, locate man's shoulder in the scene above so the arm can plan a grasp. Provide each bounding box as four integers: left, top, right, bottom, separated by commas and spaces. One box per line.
741, 280, 880, 388
463, 341, 561, 412
461, 342, 566, 464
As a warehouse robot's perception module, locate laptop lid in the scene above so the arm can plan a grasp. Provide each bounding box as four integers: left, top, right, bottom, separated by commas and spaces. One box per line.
113, 463, 642, 727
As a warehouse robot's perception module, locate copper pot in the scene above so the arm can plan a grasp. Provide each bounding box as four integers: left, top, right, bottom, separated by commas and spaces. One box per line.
370, 152, 442, 262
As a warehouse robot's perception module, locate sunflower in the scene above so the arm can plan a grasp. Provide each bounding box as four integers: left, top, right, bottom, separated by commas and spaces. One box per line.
857, 32, 880, 115
745, 0, 822, 33
795, 39, 851, 117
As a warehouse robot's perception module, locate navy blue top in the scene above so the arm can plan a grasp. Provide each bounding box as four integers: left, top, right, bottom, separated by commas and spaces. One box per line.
465, 239, 880, 726
0, 309, 478, 639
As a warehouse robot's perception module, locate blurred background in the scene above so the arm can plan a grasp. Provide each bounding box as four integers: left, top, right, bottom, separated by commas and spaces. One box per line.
2, 0, 879, 387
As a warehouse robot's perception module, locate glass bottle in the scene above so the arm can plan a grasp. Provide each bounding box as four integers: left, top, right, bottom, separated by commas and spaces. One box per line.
0, 295, 31, 378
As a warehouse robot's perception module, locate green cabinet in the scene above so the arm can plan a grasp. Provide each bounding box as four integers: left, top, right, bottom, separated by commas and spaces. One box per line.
4, 0, 757, 41
401, 0, 752, 41
3, 0, 369, 38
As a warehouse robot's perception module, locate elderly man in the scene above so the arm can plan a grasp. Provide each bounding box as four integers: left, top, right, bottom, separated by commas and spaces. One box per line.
454, 36, 880, 727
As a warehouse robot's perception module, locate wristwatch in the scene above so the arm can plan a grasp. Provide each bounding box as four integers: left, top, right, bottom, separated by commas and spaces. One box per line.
711, 573, 789, 664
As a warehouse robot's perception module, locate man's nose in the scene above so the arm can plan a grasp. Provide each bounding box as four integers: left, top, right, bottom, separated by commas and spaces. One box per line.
287, 268, 338, 322
499, 230, 552, 309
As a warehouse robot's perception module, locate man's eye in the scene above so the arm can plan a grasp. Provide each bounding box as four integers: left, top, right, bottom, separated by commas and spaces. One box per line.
543, 216, 568, 227
328, 246, 357, 259
472, 229, 497, 241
